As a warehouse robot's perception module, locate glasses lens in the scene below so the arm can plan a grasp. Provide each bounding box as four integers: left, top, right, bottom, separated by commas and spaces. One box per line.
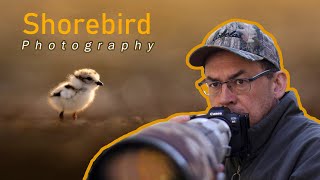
231, 79, 251, 94
200, 82, 222, 96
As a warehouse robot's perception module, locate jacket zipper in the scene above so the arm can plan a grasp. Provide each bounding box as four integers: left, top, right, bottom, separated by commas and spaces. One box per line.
231, 165, 241, 180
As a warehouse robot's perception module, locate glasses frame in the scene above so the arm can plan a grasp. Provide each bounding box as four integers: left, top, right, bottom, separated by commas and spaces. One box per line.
198, 69, 278, 96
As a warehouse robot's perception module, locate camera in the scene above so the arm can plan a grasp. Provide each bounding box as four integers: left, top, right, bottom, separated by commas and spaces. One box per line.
191, 106, 250, 158
87, 107, 250, 180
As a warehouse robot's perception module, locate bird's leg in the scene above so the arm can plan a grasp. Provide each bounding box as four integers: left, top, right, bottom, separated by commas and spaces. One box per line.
73, 112, 78, 120
59, 111, 64, 121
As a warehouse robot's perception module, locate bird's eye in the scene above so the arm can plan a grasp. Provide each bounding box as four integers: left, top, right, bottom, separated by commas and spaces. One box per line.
86, 77, 92, 80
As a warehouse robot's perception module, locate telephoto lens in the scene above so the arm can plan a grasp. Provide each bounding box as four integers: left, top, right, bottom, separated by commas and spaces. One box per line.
87, 107, 250, 180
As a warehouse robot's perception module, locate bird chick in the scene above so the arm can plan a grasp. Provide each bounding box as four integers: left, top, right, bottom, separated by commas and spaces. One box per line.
48, 68, 103, 121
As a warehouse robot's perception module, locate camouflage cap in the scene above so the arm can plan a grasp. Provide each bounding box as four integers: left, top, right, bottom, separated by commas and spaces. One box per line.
189, 21, 280, 70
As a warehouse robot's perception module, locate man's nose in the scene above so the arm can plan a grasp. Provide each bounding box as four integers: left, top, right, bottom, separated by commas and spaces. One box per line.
216, 84, 237, 106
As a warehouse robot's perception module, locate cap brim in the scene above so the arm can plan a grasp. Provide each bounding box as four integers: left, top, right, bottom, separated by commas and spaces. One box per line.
189, 46, 264, 67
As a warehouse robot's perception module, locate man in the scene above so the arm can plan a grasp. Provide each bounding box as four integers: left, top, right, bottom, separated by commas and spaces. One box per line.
172, 20, 320, 179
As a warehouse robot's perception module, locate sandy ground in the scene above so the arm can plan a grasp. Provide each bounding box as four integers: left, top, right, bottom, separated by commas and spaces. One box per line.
0, 116, 146, 179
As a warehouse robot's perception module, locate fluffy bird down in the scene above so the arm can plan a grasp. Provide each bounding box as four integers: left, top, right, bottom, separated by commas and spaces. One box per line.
48, 68, 103, 121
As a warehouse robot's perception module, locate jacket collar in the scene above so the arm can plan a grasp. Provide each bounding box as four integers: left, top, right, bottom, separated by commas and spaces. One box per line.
248, 91, 302, 155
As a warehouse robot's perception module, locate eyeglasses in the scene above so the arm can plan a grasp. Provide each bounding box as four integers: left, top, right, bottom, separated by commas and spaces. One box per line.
198, 69, 277, 96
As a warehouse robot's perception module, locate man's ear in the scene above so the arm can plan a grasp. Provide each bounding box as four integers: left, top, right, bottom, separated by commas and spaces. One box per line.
273, 71, 287, 99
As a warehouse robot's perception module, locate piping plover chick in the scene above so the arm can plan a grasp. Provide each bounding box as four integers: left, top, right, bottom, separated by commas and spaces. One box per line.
48, 68, 103, 121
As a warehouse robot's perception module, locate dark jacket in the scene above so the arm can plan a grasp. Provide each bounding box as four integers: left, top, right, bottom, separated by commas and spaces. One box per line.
225, 91, 320, 180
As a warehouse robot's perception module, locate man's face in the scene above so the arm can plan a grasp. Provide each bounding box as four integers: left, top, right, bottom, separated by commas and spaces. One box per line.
204, 51, 277, 125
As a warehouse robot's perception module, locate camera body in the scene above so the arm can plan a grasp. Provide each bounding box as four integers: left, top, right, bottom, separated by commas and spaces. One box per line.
191, 107, 250, 158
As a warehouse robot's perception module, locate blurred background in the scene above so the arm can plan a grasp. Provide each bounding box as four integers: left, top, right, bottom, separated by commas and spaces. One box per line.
0, 0, 319, 179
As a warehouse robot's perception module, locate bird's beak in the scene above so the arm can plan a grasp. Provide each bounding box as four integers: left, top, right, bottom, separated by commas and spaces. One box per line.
96, 81, 104, 86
